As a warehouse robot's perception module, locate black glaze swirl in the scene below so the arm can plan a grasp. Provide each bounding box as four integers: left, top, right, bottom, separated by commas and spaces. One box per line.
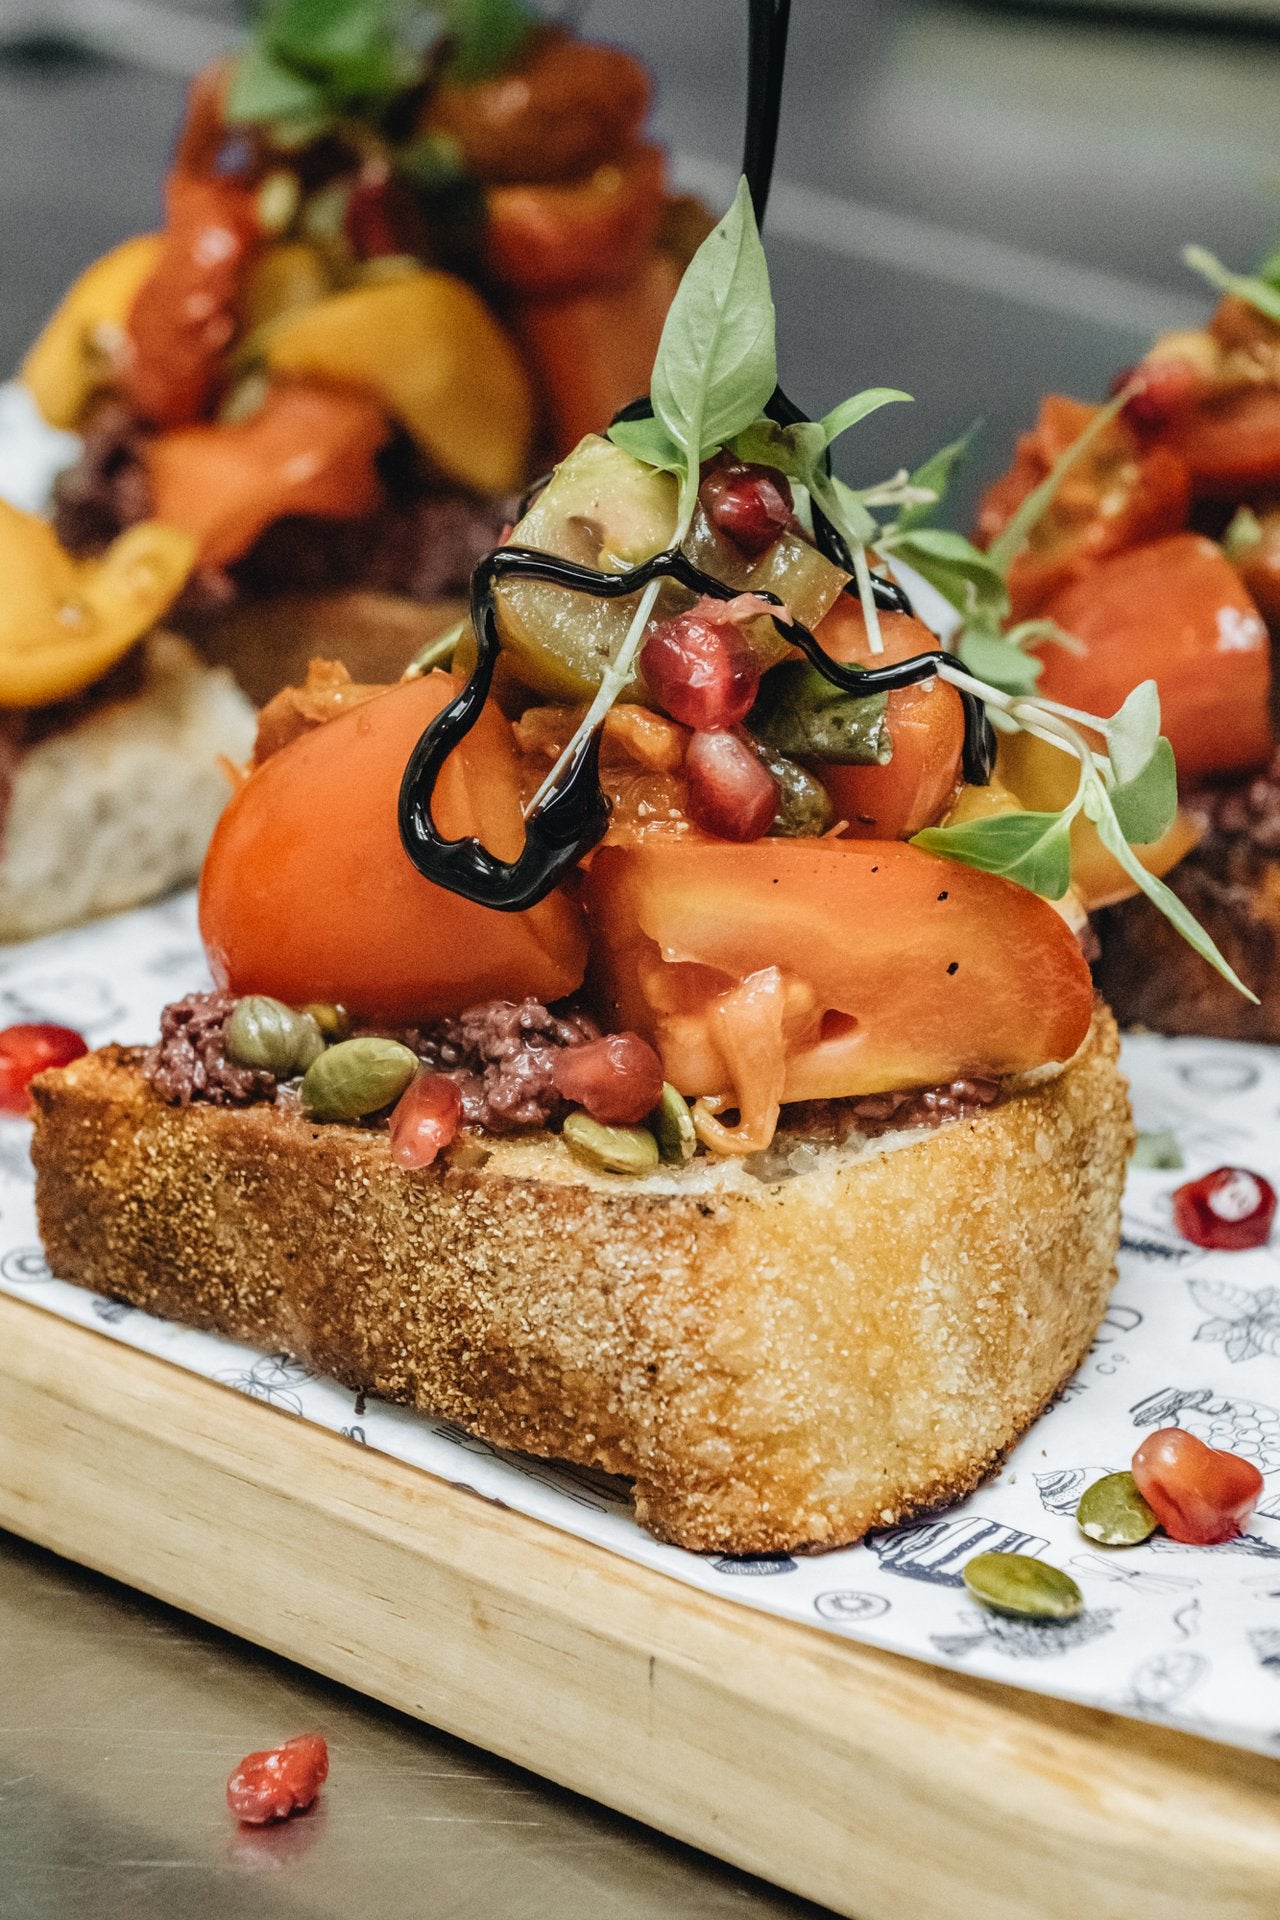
398, 543, 995, 912
395, 0, 994, 911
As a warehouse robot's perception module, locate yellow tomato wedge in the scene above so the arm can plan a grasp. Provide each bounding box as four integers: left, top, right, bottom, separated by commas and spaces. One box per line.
22, 234, 163, 429
0, 504, 194, 706
996, 730, 1201, 911
260, 270, 534, 495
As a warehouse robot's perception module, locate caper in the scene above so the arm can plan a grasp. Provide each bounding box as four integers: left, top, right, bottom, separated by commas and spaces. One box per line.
226, 996, 325, 1077
302, 1002, 352, 1041
652, 1084, 697, 1164
562, 1112, 660, 1175
1076, 1471, 1158, 1547
300, 1037, 418, 1123
755, 743, 835, 838
962, 1551, 1083, 1622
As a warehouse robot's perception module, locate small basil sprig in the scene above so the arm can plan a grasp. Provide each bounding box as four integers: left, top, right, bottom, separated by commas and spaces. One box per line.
227, 0, 536, 137
1183, 243, 1280, 328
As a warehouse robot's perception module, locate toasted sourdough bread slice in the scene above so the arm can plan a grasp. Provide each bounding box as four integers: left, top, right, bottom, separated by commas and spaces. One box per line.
31, 1006, 1130, 1554
0, 632, 255, 943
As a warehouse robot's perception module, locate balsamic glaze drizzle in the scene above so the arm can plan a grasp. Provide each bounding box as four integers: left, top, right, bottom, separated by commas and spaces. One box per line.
398, 543, 995, 912
396, 0, 995, 911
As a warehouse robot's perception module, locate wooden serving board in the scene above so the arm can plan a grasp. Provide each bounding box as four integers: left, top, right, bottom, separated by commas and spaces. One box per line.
1, 1289, 1277, 1920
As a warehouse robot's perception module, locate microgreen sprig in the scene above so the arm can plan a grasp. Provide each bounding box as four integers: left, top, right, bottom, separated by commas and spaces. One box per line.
1183, 243, 1280, 328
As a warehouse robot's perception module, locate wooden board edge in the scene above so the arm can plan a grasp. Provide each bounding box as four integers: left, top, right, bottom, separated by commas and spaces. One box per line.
0, 1292, 1276, 1920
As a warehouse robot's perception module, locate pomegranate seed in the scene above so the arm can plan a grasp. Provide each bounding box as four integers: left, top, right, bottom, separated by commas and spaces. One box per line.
640, 609, 761, 730
685, 730, 778, 841
226, 1733, 329, 1826
552, 1031, 664, 1125
700, 458, 794, 559
1131, 1428, 1264, 1544
0, 1023, 89, 1115
344, 165, 423, 260
1172, 1165, 1276, 1250
1112, 355, 1205, 431
388, 1071, 462, 1169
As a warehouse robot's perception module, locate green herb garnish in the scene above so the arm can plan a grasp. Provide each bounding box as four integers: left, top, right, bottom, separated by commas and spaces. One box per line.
1183, 243, 1280, 328
227, 0, 537, 138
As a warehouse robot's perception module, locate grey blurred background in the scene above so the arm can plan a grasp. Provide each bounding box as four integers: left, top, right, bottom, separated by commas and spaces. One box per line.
5, 0, 1280, 521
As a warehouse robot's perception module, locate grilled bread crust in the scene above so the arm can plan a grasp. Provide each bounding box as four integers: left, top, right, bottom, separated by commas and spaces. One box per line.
31, 1006, 1131, 1554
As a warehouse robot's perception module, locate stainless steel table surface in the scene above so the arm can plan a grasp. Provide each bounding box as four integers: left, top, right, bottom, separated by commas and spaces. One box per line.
4, 4, 1280, 1915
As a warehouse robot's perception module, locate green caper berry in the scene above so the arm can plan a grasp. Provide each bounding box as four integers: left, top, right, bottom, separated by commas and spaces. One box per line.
755, 743, 835, 838
225, 996, 316, 1077
562, 1112, 660, 1175
653, 1083, 697, 1164
300, 1037, 418, 1123
292, 1013, 326, 1073
302, 1002, 352, 1041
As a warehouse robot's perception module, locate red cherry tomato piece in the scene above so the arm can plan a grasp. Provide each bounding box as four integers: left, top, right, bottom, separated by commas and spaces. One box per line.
0, 1024, 89, 1115
551, 1030, 664, 1125
640, 609, 760, 731
1112, 354, 1208, 433
1036, 533, 1273, 787
1172, 1165, 1277, 1250
699, 458, 795, 560
1131, 1427, 1264, 1545
388, 1072, 462, 1171
486, 145, 667, 297
975, 394, 1191, 620
226, 1733, 329, 1826
685, 730, 778, 840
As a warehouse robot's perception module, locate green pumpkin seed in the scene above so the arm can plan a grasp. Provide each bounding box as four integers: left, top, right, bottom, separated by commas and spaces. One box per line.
226, 996, 325, 1077
962, 1551, 1084, 1621
1131, 1129, 1183, 1170
653, 1083, 697, 1165
563, 1112, 660, 1175
302, 1002, 352, 1041
1076, 1471, 1158, 1547
300, 1037, 418, 1123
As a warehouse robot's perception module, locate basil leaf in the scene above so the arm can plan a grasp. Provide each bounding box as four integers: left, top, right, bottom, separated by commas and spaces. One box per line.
913, 810, 1074, 900
1086, 787, 1257, 999
439, 0, 537, 82
226, 43, 330, 126
729, 416, 828, 484
819, 388, 911, 446
1110, 736, 1177, 845
894, 429, 977, 535
1183, 244, 1280, 327
1107, 678, 1162, 786
882, 525, 1008, 624
957, 623, 1043, 695
606, 416, 686, 475
750, 663, 889, 765
651, 178, 778, 516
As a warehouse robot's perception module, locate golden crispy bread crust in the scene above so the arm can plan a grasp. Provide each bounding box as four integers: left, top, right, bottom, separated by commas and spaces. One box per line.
30, 1007, 1130, 1554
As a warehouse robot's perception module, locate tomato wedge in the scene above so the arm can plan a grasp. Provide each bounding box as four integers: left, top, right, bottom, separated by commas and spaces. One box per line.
1036, 532, 1273, 786
1165, 387, 1280, 498
486, 145, 667, 296
975, 395, 1191, 620
145, 381, 389, 569
811, 599, 965, 837
586, 839, 1094, 1137
200, 672, 587, 1022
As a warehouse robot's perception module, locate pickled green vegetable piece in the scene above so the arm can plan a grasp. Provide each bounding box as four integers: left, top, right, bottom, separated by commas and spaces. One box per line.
750, 661, 890, 765
496, 436, 678, 701
494, 435, 851, 703
962, 1552, 1083, 1621
1076, 1471, 1158, 1547
754, 742, 835, 836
